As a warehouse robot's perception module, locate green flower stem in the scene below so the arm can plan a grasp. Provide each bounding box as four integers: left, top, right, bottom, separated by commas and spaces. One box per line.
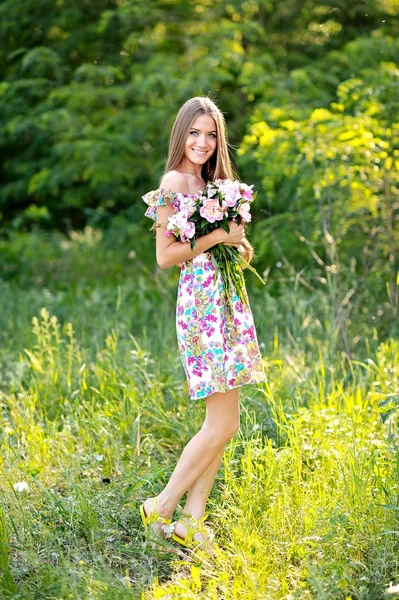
210, 244, 265, 311
236, 254, 266, 286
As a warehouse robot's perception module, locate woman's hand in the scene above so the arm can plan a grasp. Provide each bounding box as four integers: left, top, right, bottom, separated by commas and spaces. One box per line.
218, 222, 246, 246
219, 223, 254, 264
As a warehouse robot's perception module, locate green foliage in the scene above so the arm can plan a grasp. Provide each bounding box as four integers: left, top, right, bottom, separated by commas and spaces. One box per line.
0, 506, 16, 595
0, 0, 398, 232
236, 35, 399, 355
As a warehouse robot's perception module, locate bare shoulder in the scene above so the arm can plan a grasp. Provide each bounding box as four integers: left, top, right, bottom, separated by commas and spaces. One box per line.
160, 170, 189, 194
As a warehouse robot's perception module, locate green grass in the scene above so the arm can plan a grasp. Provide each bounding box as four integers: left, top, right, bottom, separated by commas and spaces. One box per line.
0, 227, 398, 599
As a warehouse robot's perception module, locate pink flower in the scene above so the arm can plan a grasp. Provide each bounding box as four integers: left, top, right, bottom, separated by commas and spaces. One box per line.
172, 198, 181, 211
165, 230, 173, 237
240, 183, 254, 201
203, 275, 214, 288
238, 202, 252, 222
180, 221, 195, 242
178, 320, 188, 330
206, 314, 217, 322
235, 301, 244, 313
218, 180, 242, 207
200, 198, 227, 223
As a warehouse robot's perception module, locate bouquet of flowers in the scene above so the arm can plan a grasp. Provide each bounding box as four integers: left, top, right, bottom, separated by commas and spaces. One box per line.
164, 178, 265, 308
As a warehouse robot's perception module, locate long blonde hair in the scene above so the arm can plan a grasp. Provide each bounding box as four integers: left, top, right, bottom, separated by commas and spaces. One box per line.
162, 97, 254, 264
163, 96, 236, 182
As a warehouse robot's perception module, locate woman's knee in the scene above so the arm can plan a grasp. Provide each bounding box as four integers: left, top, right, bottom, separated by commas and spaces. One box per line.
203, 418, 240, 445
224, 418, 240, 442
204, 389, 240, 443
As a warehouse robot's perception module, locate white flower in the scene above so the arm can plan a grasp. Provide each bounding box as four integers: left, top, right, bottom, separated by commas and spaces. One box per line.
13, 481, 29, 493
121, 576, 132, 588
95, 454, 104, 462
386, 582, 399, 595
161, 522, 176, 538
204, 525, 215, 542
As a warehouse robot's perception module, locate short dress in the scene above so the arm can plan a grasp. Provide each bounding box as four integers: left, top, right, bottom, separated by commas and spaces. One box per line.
142, 187, 267, 400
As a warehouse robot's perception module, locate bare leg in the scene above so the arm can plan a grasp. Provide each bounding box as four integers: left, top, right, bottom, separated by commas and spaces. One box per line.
183, 449, 224, 517
176, 391, 241, 539
170, 449, 224, 544
143, 388, 240, 528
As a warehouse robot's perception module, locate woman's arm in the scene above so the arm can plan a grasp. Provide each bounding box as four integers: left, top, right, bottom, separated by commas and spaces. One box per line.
155, 195, 225, 269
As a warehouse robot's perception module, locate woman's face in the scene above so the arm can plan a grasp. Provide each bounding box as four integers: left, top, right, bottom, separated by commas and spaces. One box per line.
183, 114, 217, 168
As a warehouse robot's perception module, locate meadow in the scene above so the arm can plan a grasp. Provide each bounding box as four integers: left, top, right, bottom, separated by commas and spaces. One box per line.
1, 224, 398, 599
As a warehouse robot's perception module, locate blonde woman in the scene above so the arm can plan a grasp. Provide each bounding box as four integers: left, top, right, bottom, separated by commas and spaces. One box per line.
141, 97, 266, 549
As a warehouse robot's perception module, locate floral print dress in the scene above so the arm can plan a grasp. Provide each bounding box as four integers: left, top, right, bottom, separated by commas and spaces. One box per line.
142, 187, 267, 400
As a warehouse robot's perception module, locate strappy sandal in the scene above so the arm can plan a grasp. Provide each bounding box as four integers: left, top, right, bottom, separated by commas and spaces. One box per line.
171, 513, 214, 550
139, 497, 174, 539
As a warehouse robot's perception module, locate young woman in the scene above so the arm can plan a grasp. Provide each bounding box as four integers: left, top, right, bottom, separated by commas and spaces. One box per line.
141, 96, 266, 549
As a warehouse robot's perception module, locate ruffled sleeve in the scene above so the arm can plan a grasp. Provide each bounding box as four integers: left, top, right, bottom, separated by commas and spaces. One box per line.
141, 188, 177, 221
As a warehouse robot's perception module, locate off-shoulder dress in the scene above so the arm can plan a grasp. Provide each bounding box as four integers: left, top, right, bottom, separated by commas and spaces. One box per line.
142, 187, 267, 400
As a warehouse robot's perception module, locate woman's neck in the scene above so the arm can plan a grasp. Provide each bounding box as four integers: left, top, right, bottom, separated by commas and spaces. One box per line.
178, 160, 204, 182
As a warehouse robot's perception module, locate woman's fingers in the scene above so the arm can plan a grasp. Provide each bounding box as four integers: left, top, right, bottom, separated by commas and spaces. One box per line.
223, 222, 246, 245
224, 240, 245, 247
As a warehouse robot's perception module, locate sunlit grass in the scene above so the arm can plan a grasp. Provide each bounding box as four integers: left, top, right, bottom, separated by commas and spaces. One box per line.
0, 228, 398, 599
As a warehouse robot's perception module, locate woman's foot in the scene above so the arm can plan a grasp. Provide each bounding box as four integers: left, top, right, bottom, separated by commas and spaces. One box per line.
172, 513, 216, 553
141, 496, 175, 539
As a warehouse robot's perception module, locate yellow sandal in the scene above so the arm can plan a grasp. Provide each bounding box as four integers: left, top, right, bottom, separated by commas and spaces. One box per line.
139, 497, 174, 538
171, 513, 213, 549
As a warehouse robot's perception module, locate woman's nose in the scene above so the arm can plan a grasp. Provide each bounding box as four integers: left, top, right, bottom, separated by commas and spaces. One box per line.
198, 135, 208, 147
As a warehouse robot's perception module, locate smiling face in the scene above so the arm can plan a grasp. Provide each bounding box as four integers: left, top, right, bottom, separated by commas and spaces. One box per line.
165, 97, 233, 183
183, 113, 217, 169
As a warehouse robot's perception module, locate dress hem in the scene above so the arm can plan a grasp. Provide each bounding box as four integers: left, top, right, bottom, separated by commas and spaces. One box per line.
188, 375, 267, 401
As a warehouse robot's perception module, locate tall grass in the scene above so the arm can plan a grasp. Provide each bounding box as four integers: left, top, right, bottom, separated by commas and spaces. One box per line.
0, 227, 398, 599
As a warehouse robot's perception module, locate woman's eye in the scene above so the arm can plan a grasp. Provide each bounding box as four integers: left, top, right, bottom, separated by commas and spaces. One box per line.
189, 131, 216, 138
